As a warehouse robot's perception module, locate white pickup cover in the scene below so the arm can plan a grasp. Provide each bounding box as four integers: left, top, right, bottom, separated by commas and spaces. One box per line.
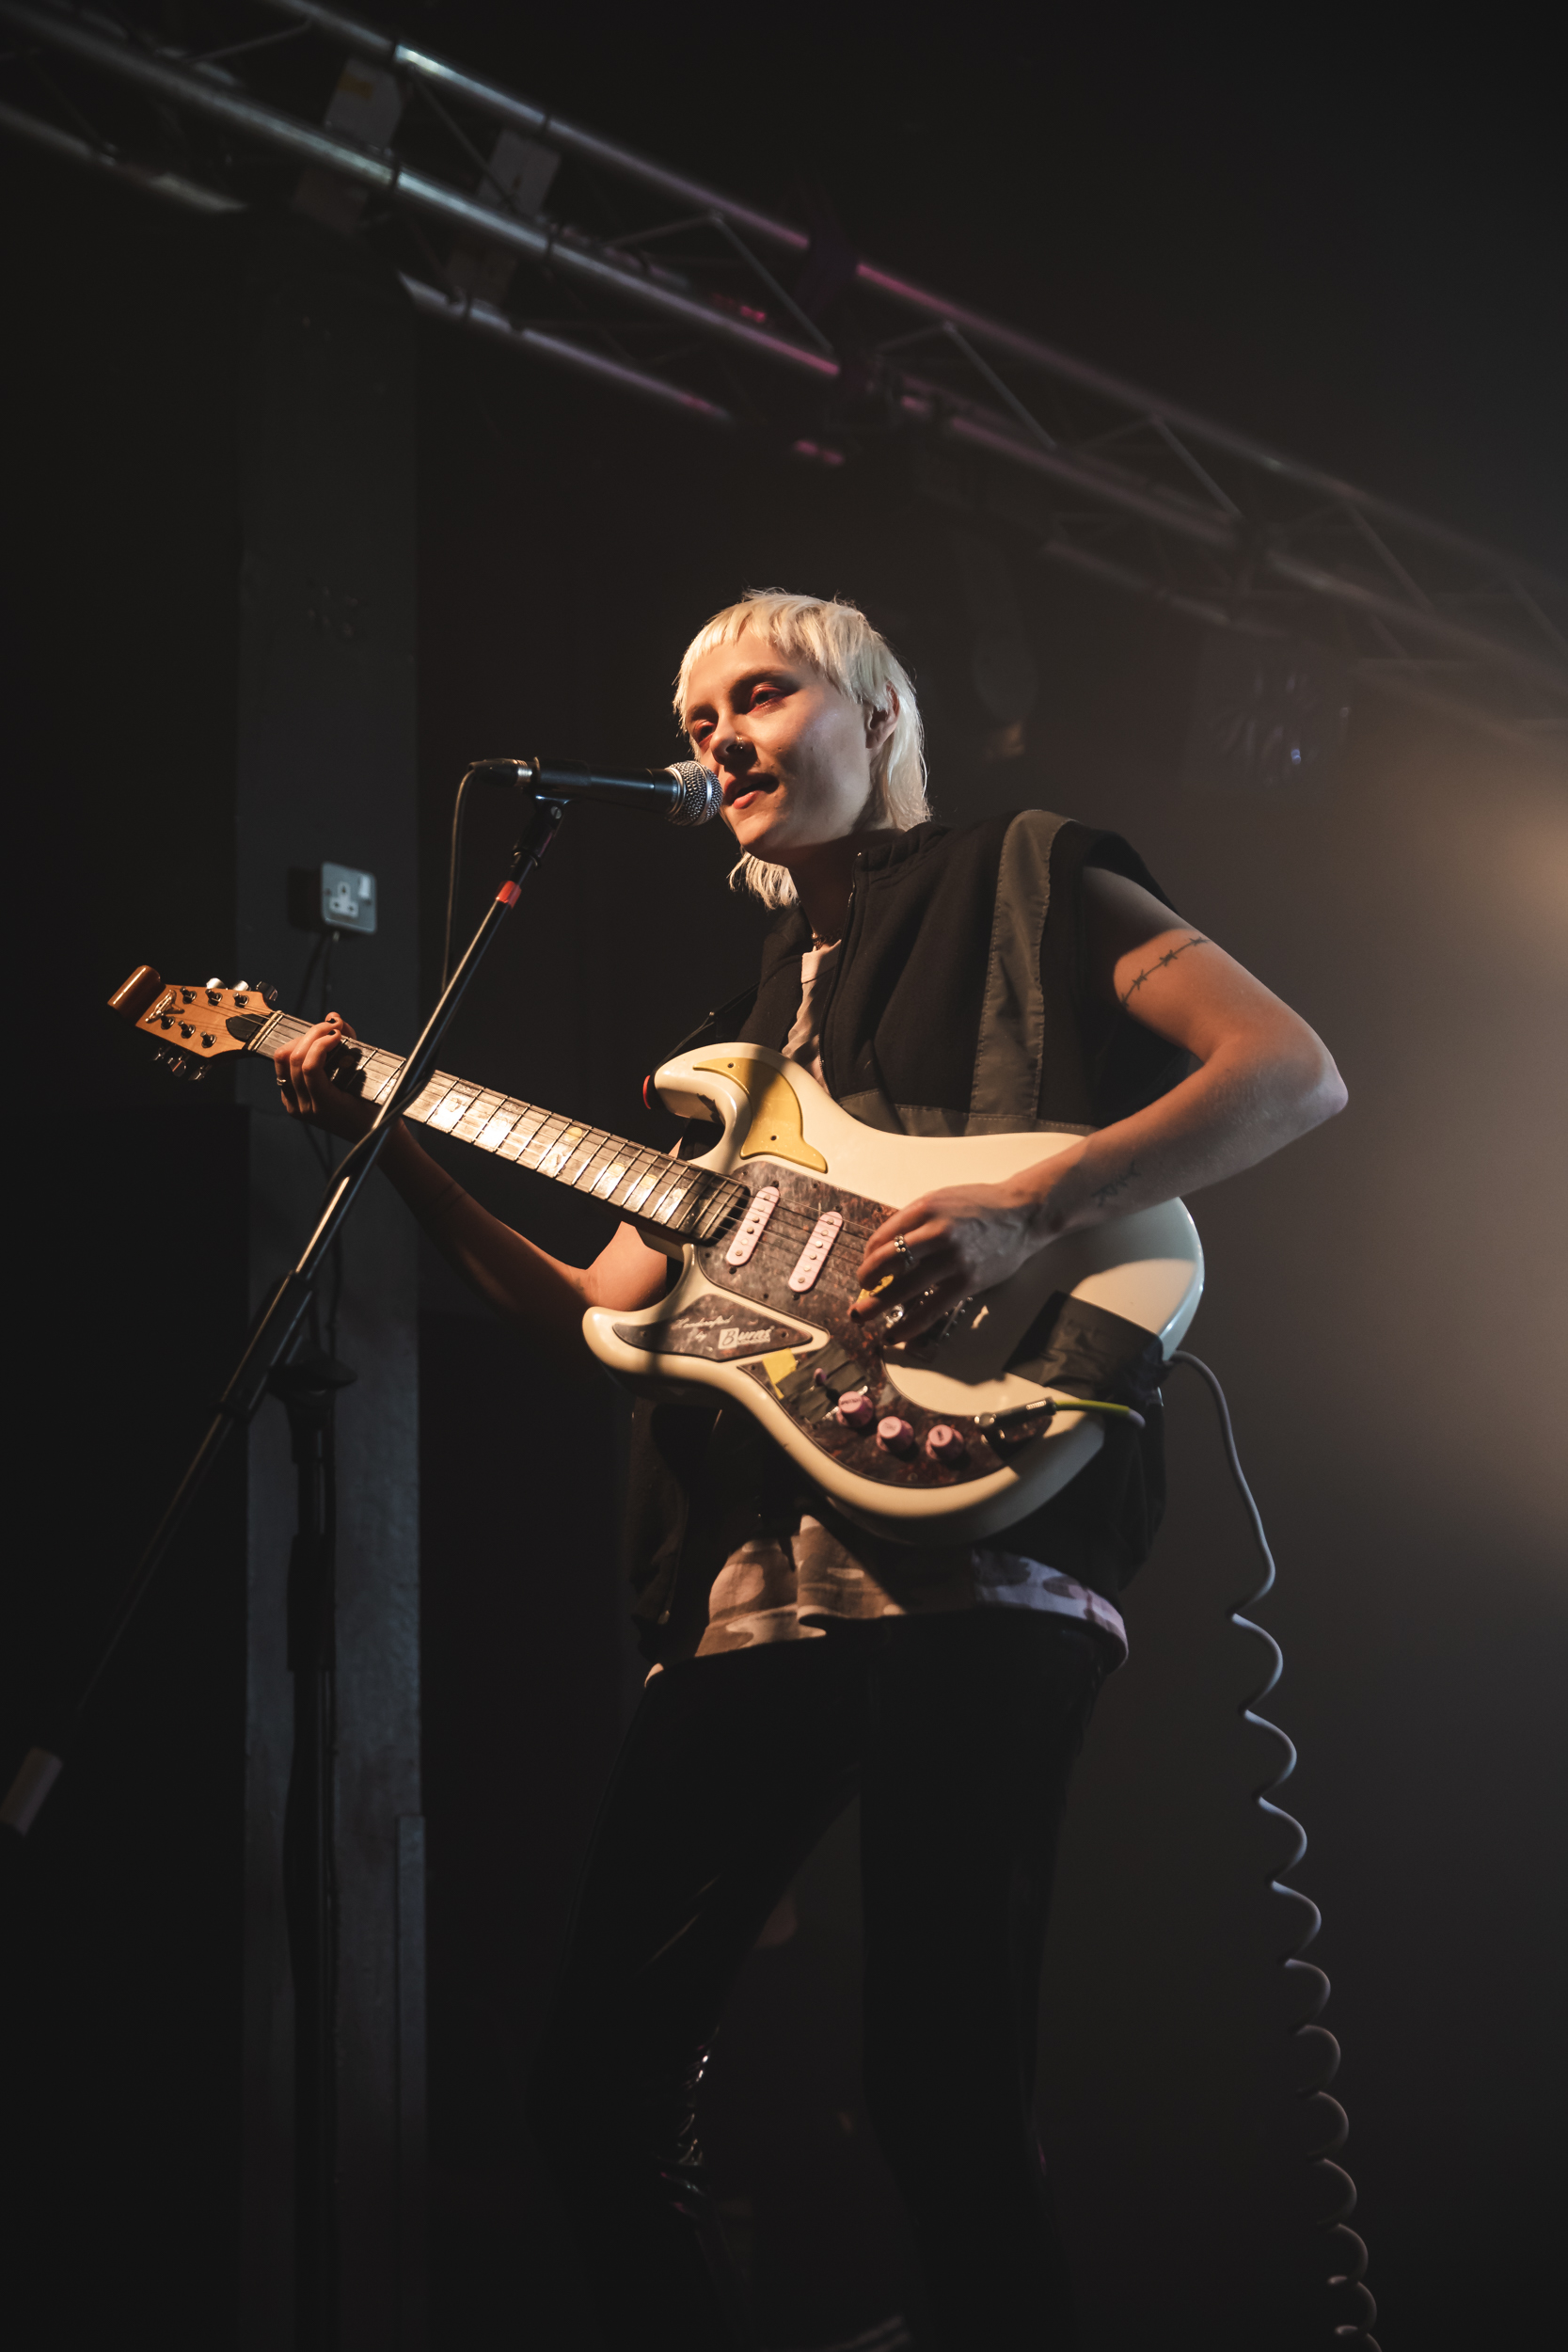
788, 1209, 844, 1293
725, 1183, 781, 1267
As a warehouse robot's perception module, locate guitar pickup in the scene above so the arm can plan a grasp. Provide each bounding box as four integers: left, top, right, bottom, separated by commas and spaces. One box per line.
787, 1210, 843, 1293
725, 1184, 780, 1267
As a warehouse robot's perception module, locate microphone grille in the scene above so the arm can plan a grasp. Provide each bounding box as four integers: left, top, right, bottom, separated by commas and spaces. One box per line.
663, 761, 723, 827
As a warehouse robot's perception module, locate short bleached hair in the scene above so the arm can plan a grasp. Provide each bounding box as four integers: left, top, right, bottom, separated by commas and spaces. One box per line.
674, 589, 930, 910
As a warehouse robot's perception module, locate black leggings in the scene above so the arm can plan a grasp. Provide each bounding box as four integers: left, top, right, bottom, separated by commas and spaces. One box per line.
526, 1612, 1104, 2350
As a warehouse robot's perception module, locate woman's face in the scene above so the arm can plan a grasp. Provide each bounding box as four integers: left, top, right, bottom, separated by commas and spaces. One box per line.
682, 629, 897, 866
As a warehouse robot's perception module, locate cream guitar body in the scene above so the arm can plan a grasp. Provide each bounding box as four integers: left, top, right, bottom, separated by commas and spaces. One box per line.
583, 1043, 1203, 1543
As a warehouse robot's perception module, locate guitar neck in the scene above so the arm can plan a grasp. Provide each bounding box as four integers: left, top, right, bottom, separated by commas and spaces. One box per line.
249, 1013, 742, 1245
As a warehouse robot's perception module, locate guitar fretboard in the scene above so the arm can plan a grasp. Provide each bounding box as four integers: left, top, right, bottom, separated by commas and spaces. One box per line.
255, 1014, 745, 1244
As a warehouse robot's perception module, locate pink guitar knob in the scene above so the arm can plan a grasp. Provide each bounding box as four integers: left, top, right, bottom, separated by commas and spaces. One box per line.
925, 1423, 964, 1463
877, 1416, 915, 1454
836, 1390, 875, 1429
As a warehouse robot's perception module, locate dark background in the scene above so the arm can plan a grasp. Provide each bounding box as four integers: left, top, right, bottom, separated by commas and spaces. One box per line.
3, 3, 1565, 2347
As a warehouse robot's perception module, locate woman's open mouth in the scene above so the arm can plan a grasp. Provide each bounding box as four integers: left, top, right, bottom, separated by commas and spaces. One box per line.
723, 776, 776, 813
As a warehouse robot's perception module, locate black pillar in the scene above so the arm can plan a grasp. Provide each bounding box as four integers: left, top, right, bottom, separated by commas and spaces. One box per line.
232, 217, 423, 2352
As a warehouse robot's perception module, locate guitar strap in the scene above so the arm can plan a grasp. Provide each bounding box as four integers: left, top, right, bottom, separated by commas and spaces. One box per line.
1007, 1291, 1168, 1411
663, 984, 761, 1062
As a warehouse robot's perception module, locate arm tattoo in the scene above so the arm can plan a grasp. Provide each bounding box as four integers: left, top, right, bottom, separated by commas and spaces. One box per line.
1118, 933, 1210, 1009
1091, 1158, 1141, 1210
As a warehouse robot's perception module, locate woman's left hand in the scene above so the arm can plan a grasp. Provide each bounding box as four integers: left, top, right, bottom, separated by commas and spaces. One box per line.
855, 1168, 1075, 1343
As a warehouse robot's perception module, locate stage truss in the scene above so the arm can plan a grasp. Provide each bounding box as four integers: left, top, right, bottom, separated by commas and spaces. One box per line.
2, 0, 1564, 752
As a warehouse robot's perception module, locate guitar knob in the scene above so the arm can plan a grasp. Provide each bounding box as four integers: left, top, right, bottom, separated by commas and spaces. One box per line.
836, 1390, 875, 1429
925, 1423, 964, 1463
205, 977, 223, 990
877, 1416, 914, 1454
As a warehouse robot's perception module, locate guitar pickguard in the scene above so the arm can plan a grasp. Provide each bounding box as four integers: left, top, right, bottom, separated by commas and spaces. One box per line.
642, 1160, 1009, 1494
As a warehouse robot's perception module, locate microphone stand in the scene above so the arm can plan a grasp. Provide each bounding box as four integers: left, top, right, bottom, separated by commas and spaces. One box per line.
1, 789, 569, 2348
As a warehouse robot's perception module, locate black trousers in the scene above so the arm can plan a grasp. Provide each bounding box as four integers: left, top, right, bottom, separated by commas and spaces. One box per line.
526, 1612, 1105, 2350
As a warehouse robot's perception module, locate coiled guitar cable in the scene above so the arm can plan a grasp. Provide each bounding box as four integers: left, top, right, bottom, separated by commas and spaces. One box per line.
1170, 1352, 1379, 2347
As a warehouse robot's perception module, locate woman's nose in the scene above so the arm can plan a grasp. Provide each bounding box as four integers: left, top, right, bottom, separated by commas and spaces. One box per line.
714, 730, 753, 773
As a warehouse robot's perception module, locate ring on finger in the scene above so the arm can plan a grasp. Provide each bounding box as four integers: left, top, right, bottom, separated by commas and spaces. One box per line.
894, 1233, 912, 1264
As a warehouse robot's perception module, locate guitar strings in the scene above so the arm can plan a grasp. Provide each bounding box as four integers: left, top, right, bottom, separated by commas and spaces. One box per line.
260, 1015, 895, 1251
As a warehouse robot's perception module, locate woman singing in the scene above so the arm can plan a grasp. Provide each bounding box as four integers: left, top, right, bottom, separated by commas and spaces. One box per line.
276, 591, 1345, 2348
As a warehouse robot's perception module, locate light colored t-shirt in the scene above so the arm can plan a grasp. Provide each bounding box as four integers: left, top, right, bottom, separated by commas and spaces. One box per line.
689, 939, 1128, 1668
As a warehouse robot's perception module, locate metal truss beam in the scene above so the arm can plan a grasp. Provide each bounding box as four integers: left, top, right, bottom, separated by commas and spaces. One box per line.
3, 0, 1563, 749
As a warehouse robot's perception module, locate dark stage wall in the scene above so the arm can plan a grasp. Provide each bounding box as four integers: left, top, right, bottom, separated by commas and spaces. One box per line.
3, 135, 1564, 2352
4, 159, 424, 2350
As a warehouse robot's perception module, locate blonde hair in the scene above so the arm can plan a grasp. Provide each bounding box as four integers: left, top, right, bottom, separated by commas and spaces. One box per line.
674, 589, 929, 909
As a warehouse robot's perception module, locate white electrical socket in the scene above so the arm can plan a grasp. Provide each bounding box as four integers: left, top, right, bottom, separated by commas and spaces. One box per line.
321, 863, 377, 934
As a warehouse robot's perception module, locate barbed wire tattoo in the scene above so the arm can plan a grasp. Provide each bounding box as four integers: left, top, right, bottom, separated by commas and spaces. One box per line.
1118, 933, 1210, 1009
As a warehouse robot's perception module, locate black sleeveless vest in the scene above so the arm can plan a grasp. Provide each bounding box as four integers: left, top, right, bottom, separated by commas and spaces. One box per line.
625, 809, 1187, 1659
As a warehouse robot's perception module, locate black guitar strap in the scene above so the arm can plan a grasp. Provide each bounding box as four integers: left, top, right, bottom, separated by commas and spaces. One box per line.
1006, 1291, 1168, 1409
662, 983, 761, 1061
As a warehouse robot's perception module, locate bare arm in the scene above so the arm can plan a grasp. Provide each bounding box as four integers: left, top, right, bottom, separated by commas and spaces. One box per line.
859, 866, 1347, 1335
274, 1017, 672, 1362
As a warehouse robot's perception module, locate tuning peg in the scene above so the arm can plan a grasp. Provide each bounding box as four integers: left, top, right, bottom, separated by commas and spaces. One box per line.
205, 977, 223, 989
234, 979, 250, 991
260, 984, 279, 1008
167, 1053, 189, 1077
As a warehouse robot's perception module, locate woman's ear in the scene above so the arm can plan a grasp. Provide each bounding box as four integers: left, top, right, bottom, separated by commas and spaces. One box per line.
865, 685, 900, 753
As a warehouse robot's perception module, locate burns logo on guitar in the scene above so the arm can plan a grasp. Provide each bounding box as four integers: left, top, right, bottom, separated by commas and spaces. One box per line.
110, 962, 1203, 1543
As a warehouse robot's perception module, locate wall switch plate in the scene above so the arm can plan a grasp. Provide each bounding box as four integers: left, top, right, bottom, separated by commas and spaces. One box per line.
319, 862, 377, 934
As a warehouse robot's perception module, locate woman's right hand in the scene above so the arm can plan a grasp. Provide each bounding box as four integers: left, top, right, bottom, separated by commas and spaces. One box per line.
274, 1013, 378, 1142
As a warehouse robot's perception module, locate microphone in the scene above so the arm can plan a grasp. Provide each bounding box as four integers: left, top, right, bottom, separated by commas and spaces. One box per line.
467, 756, 721, 826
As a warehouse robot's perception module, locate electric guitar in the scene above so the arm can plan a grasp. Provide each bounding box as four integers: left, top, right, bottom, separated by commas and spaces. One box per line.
112, 965, 1203, 1543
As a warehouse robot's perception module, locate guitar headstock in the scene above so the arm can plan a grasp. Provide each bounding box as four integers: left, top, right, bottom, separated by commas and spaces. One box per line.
110, 965, 279, 1081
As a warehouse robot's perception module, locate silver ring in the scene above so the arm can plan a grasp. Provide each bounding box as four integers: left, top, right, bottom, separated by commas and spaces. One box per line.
883, 1303, 907, 1329
894, 1234, 912, 1264
276, 1075, 292, 1089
